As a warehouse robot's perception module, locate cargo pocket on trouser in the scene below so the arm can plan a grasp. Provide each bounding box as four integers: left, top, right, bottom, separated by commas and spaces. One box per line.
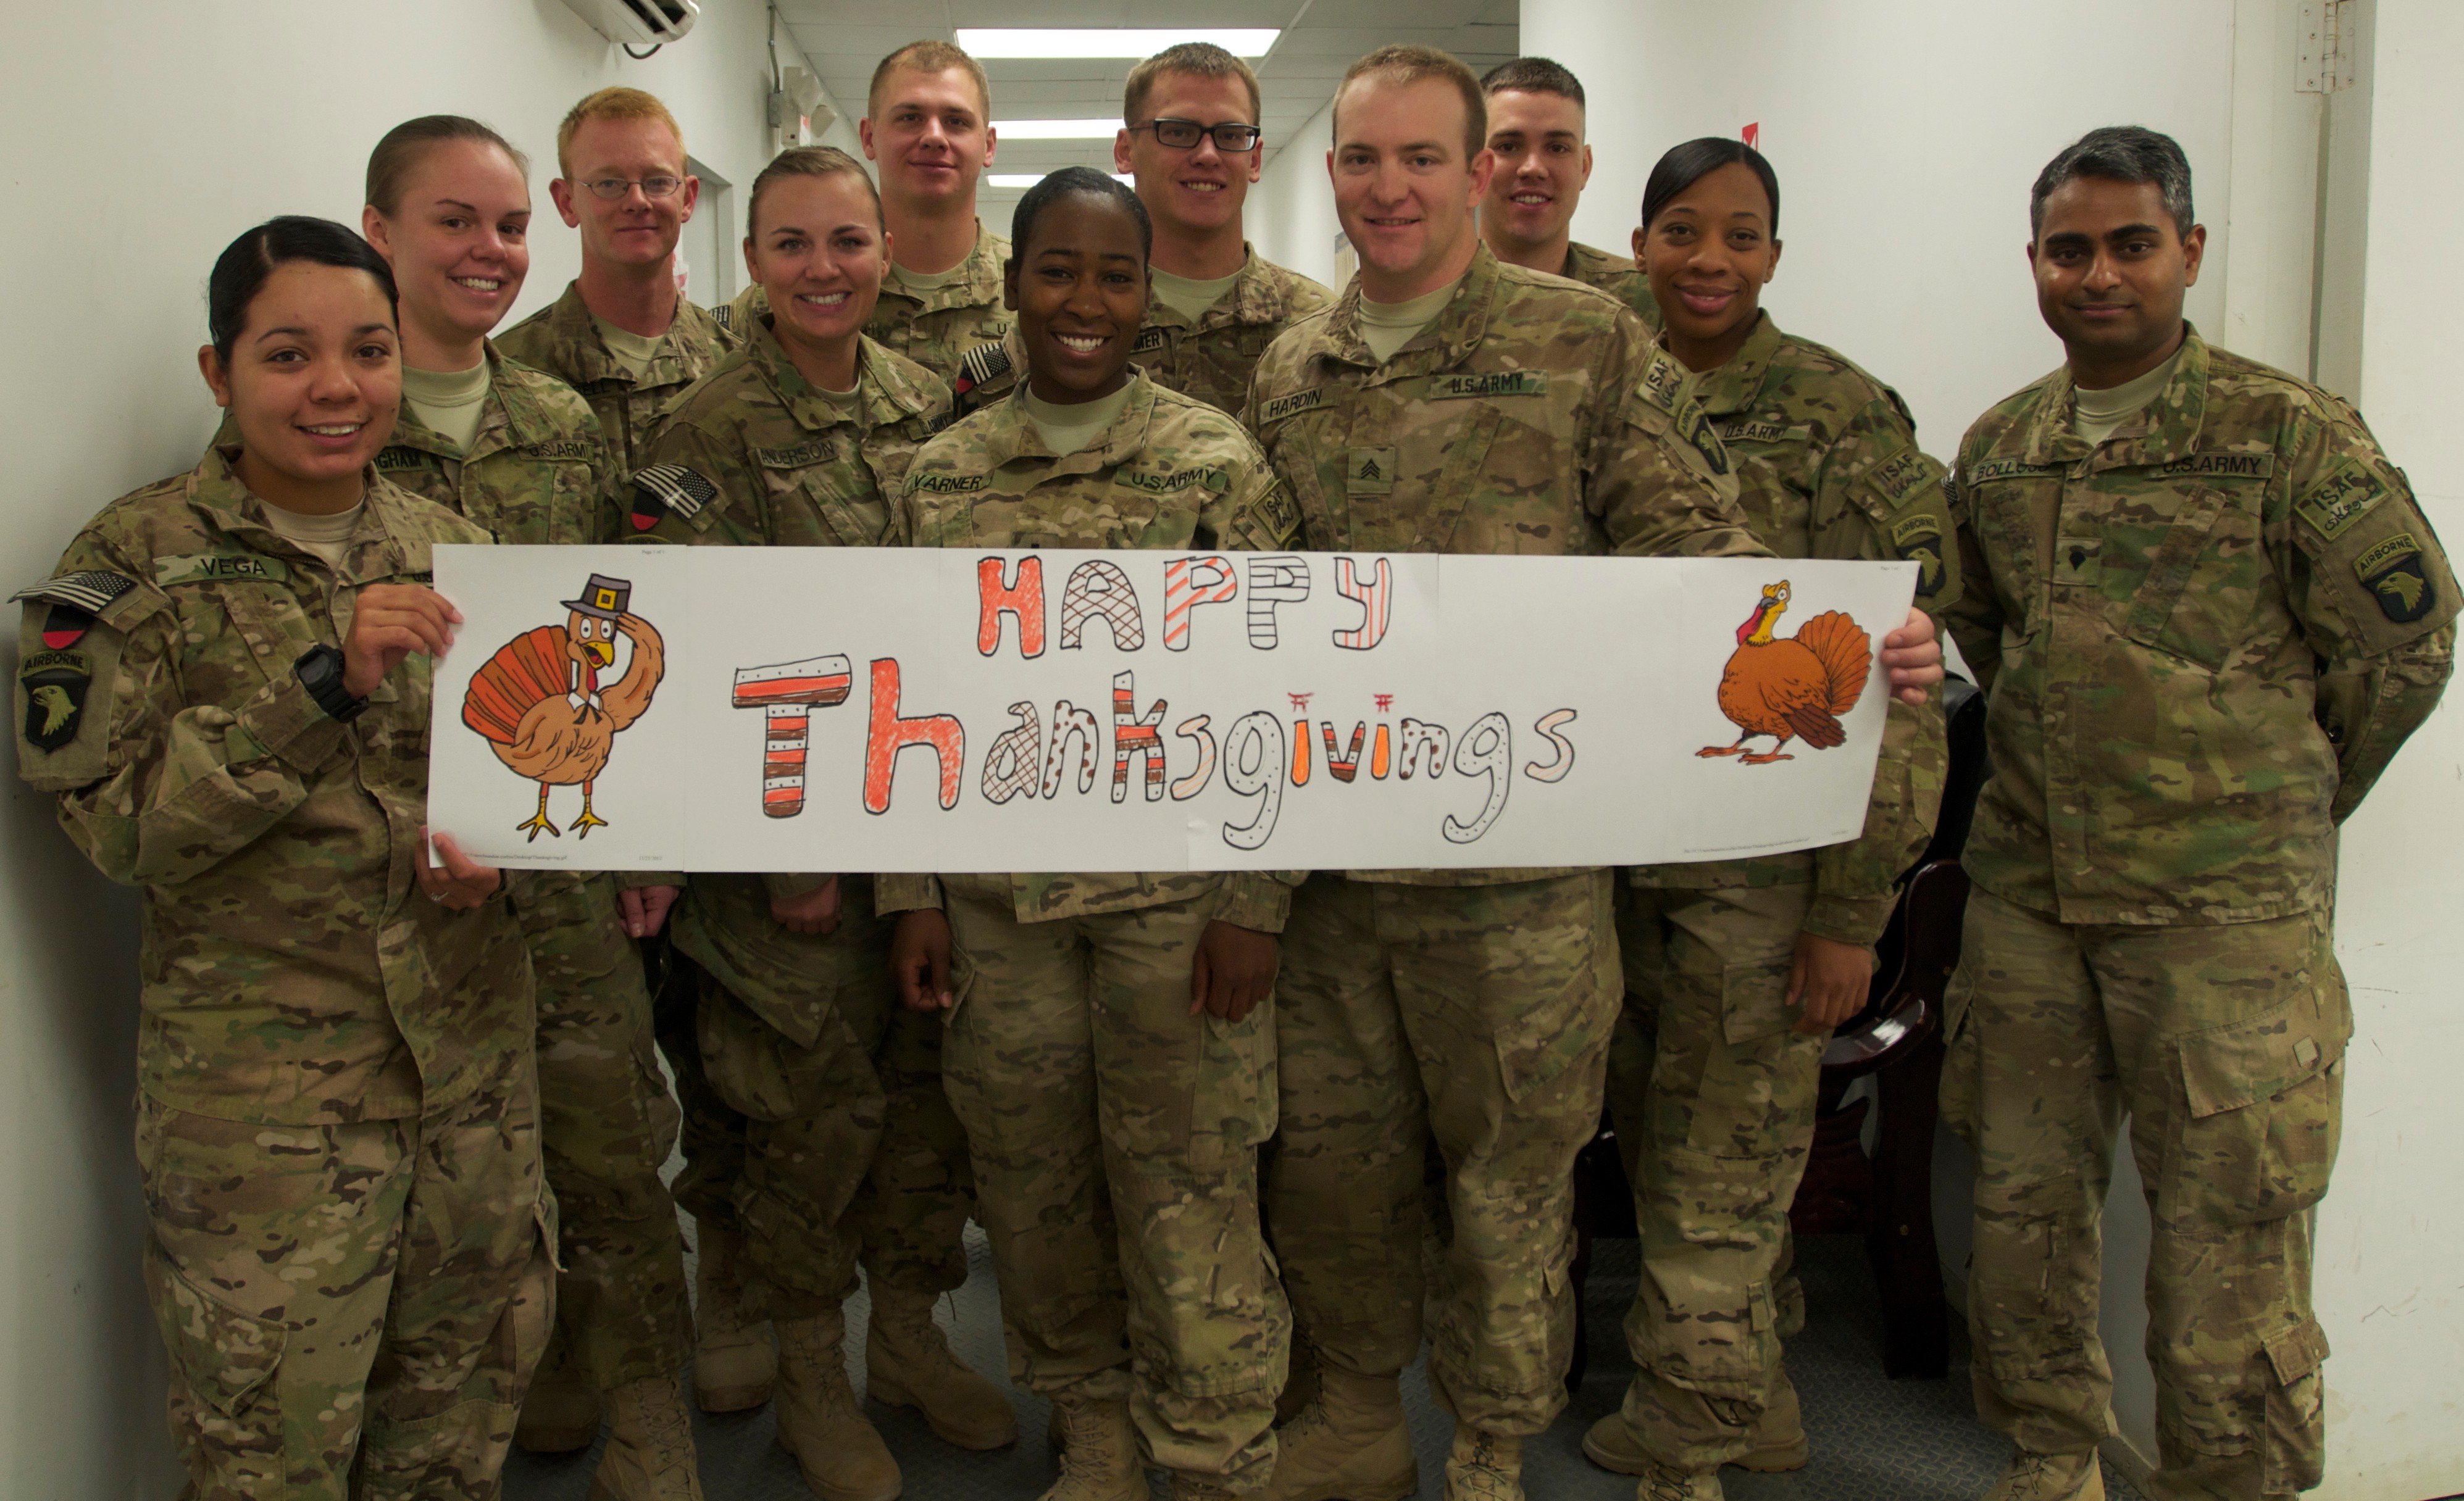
2261, 1316, 2330, 1494
144, 1240, 289, 1487
1489, 876, 1621, 1106
1937, 955, 1982, 1147
2167, 1002, 2345, 1228
697, 979, 822, 1123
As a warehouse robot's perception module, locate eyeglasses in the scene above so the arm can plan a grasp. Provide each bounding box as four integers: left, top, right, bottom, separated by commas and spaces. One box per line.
1138, 118, 1263, 152
582, 175, 684, 201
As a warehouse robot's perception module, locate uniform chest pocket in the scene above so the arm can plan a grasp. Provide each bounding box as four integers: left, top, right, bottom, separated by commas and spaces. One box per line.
2114, 483, 2262, 672
191, 580, 318, 702
532, 455, 601, 545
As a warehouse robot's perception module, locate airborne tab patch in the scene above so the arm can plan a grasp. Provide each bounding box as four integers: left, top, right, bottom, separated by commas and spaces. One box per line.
2296, 464, 2390, 541
2355, 531, 2435, 622
1430, 371, 1548, 399
1890, 512, 1948, 597
154, 551, 291, 588
1258, 387, 1329, 424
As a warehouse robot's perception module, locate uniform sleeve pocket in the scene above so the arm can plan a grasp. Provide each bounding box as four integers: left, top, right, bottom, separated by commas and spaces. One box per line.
144, 1240, 286, 1417
2169, 1005, 2345, 1225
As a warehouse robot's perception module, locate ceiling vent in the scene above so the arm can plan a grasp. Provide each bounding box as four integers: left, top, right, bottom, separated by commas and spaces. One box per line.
559, 0, 700, 47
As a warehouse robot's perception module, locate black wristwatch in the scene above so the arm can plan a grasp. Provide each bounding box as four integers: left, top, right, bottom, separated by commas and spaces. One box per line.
294, 644, 369, 723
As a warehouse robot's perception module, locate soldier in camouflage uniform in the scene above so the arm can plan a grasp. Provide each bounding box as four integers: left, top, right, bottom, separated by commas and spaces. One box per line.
13, 220, 551, 1500
1476, 59, 1656, 326
1577, 138, 1955, 1500
490, 83, 760, 1426
357, 116, 698, 1496
1243, 49, 1764, 1501
882, 169, 1300, 1501
633, 146, 1013, 1501
1940, 128, 2456, 1501
1109, 43, 1335, 418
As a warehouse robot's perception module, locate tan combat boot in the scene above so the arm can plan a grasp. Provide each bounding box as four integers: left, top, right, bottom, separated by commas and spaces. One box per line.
1582, 1374, 1806, 1476
1443, 1428, 1522, 1501
1041, 1394, 1146, 1501
516, 1330, 603, 1453
1632, 1460, 1725, 1501
1167, 1475, 1237, 1500
693, 1220, 777, 1413
587, 1374, 706, 1501
1275, 1324, 1323, 1426
864, 1286, 1018, 1450
773, 1309, 900, 1501
1263, 1368, 1417, 1501
1982, 1451, 2105, 1501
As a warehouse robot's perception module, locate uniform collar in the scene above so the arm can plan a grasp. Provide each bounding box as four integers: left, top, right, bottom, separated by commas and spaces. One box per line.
882, 220, 1006, 314
1682, 311, 1786, 418
1320, 241, 1503, 373
748, 320, 943, 434
1142, 243, 1295, 335
188, 443, 419, 583
537, 278, 733, 389
974, 369, 1160, 474
387, 342, 543, 462
2018, 322, 2213, 470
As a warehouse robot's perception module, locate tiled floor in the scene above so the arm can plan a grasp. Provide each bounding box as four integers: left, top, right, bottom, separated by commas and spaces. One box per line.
506, 1227, 2141, 1500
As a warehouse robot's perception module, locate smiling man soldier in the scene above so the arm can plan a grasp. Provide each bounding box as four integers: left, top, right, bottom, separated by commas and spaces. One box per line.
1940, 125, 2455, 1501
1111, 41, 1332, 416
1245, 44, 1945, 1501
1476, 57, 1653, 324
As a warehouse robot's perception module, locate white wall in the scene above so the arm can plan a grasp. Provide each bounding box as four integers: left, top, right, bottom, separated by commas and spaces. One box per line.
0, 4, 779, 1495
2315, 3, 2464, 1497
1253, 95, 1343, 290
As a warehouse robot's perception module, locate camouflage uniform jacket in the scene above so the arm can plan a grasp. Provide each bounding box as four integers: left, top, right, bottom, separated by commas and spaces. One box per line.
879, 370, 1304, 929
495, 278, 737, 474
374, 343, 620, 545
1630, 313, 1957, 948
1131, 245, 1335, 417
13, 446, 533, 1125
630, 322, 952, 946
1945, 326, 2457, 925
1563, 239, 1656, 329
1242, 241, 1768, 886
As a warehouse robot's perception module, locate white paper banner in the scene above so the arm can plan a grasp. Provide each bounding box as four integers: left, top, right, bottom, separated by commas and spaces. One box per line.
427, 546, 1916, 873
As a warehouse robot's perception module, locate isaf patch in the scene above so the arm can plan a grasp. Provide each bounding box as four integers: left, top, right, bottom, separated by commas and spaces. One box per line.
1867, 447, 1933, 507
630, 464, 719, 532
1891, 512, 1948, 597
2355, 531, 2436, 622
2296, 464, 2390, 541
19, 654, 90, 752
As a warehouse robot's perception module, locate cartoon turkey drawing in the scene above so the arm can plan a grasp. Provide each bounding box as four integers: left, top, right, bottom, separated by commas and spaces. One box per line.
1699, 580, 1871, 765
461, 573, 666, 839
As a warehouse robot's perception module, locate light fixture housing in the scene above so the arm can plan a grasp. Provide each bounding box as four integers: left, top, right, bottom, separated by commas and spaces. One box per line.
992, 119, 1127, 140
957, 28, 1279, 59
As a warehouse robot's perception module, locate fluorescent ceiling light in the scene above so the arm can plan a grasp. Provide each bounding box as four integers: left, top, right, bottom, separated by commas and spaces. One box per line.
987, 173, 1135, 189
958, 28, 1279, 59
993, 118, 1124, 139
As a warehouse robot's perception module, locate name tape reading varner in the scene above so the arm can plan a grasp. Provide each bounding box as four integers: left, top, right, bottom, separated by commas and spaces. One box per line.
426, 546, 1916, 873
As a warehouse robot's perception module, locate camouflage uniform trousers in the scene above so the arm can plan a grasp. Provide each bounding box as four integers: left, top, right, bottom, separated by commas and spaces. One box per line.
1606, 881, 1823, 1470
1267, 870, 1619, 1437
1940, 888, 2348, 1500
517, 872, 691, 1389
138, 1061, 556, 1501
647, 941, 747, 1235
691, 875, 973, 1316
937, 874, 1287, 1489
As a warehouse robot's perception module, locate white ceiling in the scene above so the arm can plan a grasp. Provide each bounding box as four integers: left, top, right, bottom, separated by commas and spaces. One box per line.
774, 0, 1519, 214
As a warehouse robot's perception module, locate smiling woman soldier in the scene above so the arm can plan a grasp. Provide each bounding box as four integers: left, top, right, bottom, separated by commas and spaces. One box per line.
356, 114, 701, 1500
13, 215, 544, 1500
883, 166, 1305, 1501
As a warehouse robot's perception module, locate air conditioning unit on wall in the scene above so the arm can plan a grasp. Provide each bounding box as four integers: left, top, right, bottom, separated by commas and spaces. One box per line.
559, 0, 700, 47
